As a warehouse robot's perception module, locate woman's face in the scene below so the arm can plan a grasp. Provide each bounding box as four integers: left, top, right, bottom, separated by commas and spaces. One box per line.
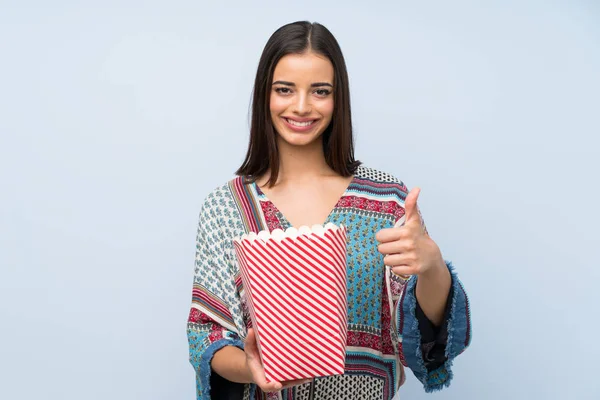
270, 51, 335, 148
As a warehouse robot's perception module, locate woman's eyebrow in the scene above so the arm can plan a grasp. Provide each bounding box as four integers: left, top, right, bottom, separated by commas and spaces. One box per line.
273, 80, 294, 86
272, 80, 333, 87
311, 82, 333, 87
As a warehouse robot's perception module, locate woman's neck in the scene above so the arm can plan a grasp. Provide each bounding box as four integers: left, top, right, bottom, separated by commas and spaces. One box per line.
270, 137, 335, 185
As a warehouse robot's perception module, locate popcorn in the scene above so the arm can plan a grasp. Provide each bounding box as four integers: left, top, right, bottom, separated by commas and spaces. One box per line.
234, 223, 348, 382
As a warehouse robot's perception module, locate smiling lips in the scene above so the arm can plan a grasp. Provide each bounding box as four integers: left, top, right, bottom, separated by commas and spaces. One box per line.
283, 117, 319, 132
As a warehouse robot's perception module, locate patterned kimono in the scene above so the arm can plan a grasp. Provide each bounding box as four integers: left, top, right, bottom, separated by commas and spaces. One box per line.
187, 166, 471, 400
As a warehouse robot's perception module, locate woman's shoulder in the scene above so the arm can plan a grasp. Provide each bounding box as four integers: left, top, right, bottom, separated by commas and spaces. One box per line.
354, 165, 409, 194
197, 178, 248, 223
197, 179, 247, 240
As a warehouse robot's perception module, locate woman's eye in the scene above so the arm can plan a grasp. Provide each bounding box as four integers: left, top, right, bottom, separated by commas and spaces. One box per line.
275, 87, 291, 94
315, 89, 331, 96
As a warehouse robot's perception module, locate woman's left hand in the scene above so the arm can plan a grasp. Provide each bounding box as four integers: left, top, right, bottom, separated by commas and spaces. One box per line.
375, 187, 446, 277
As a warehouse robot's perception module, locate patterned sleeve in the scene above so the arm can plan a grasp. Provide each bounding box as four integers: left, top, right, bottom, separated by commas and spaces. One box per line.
396, 262, 472, 392
389, 180, 472, 392
186, 197, 247, 400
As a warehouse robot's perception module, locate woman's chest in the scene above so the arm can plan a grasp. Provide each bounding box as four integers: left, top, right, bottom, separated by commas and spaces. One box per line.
328, 211, 394, 327
257, 177, 353, 228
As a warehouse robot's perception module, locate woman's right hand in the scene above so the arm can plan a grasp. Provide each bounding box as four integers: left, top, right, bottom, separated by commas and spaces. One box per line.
244, 328, 312, 392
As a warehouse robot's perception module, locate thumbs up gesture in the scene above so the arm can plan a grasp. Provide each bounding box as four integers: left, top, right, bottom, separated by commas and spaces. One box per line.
375, 188, 445, 278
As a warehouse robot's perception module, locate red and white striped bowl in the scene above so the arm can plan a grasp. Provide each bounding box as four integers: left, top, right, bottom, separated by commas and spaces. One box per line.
234, 224, 348, 383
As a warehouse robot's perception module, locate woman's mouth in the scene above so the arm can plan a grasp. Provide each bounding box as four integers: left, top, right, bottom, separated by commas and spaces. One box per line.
282, 117, 318, 132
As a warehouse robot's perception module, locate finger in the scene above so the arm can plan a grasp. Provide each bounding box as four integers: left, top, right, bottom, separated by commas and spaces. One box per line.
252, 368, 282, 392
384, 253, 414, 267
262, 381, 283, 392
282, 378, 313, 388
245, 329, 283, 392
245, 328, 259, 357
404, 187, 421, 223
248, 360, 280, 391
378, 239, 414, 256
393, 213, 405, 228
375, 227, 403, 243
245, 328, 255, 345
391, 265, 416, 277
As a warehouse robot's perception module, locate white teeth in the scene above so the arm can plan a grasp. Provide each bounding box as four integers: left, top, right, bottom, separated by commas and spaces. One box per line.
286, 118, 314, 127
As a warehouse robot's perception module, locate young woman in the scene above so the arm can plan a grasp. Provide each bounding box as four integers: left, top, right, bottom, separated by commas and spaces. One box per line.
187, 21, 471, 400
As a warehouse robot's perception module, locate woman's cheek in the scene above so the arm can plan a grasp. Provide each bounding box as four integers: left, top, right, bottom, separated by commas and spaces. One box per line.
321, 98, 334, 117
270, 95, 289, 115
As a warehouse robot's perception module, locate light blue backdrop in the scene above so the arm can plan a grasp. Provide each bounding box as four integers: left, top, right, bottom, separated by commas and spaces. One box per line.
1, 1, 599, 399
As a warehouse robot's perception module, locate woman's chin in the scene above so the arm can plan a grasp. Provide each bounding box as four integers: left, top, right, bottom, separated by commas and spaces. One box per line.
279, 134, 322, 147
276, 126, 325, 147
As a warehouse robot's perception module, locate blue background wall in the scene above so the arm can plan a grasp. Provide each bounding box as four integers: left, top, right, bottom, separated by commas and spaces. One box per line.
1, 1, 599, 398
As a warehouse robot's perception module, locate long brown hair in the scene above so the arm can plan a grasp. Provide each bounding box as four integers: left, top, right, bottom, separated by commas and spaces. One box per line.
235, 21, 361, 186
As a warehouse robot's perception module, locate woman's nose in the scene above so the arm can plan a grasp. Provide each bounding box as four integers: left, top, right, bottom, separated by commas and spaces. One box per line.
293, 93, 312, 115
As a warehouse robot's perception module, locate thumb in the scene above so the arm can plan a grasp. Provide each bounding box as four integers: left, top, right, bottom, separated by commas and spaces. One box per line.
404, 187, 421, 222
245, 328, 281, 391
245, 328, 257, 355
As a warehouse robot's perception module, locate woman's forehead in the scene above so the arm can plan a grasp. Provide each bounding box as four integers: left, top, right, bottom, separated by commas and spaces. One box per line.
272, 52, 334, 84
